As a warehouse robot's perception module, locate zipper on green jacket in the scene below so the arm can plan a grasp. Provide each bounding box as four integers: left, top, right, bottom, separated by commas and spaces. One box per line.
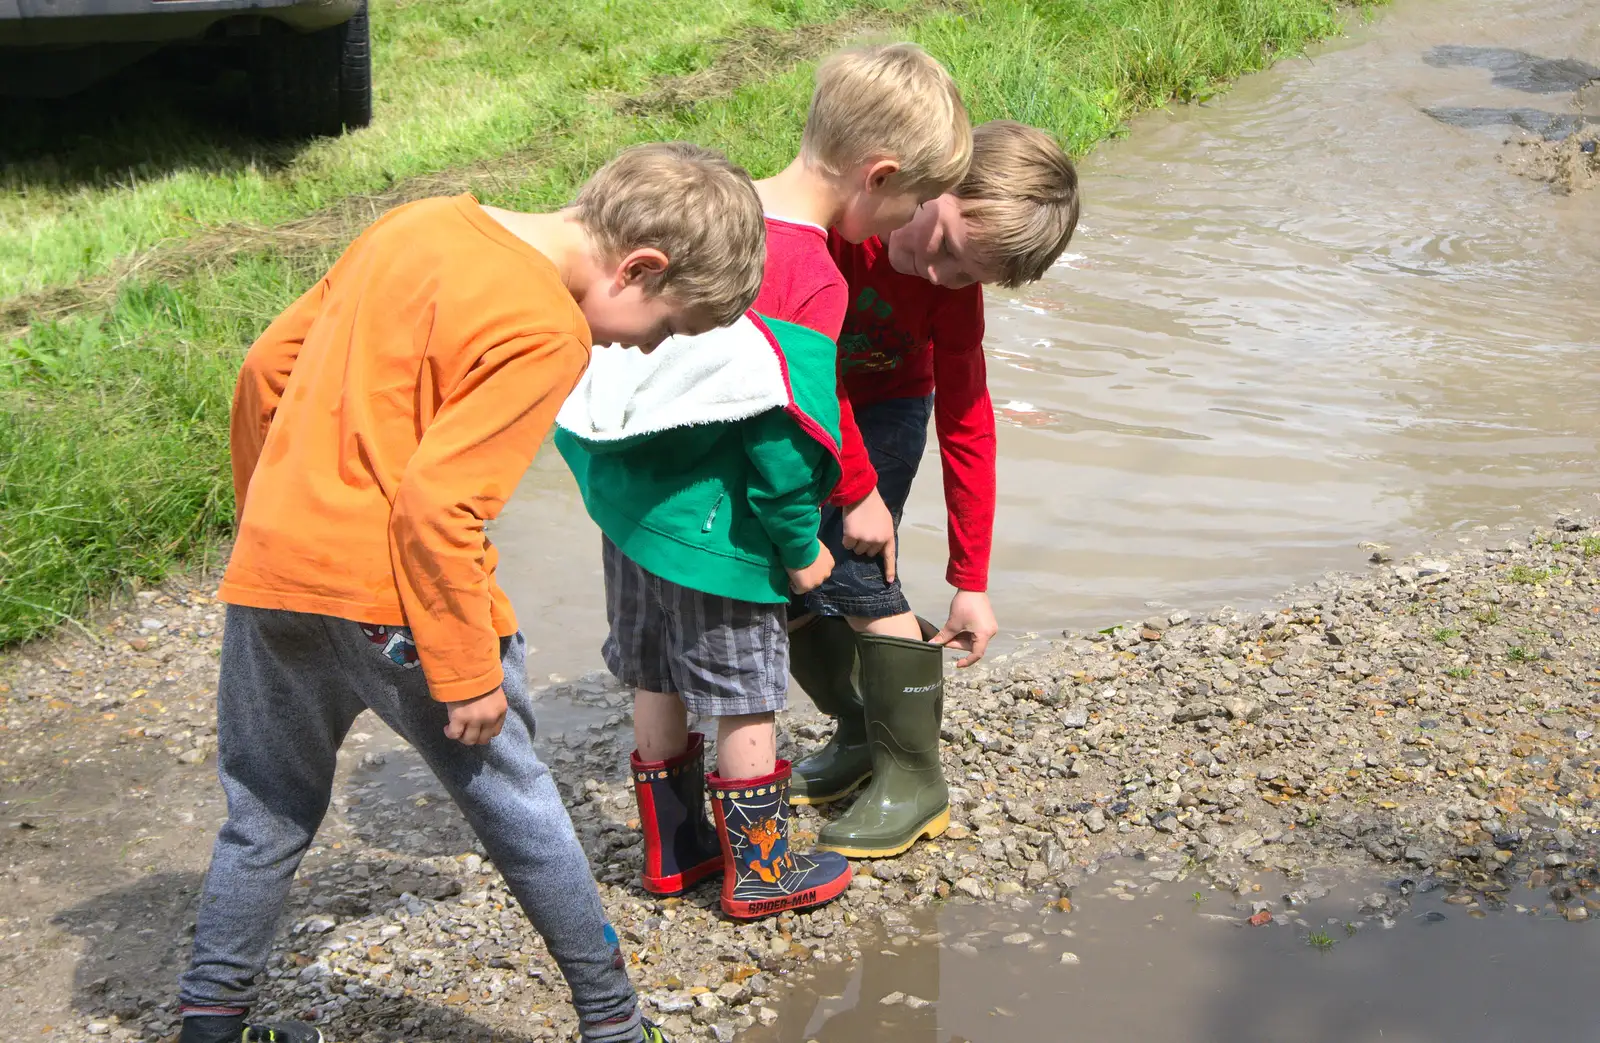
701, 493, 724, 533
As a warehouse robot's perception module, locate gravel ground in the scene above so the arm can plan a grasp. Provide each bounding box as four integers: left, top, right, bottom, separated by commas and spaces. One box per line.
3, 514, 1598, 1042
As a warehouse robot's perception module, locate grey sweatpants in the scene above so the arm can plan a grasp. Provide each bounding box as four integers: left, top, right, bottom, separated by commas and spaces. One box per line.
178, 605, 642, 1043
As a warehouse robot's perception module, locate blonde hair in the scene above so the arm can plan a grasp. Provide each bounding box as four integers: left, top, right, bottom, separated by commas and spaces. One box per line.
573, 142, 765, 327
954, 121, 1080, 288
802, 43, 972, 198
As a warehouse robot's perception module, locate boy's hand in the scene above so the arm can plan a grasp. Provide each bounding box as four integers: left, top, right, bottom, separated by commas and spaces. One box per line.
445, 687, 507, 746
932, 590, 998, 668
788, 544, 835, 595
842, 487, 897, 582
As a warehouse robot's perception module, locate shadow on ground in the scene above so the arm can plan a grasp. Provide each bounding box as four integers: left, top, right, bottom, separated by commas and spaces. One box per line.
51, 858, 557, 1043
0, 46, 302, 195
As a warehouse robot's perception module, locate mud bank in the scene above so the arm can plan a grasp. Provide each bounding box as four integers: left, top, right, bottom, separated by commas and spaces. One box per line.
3, 511, 1598, 1041
1501, 128, 1600, 192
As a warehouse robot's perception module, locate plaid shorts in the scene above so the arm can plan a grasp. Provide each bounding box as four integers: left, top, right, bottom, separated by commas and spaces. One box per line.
600, 537, 788, 717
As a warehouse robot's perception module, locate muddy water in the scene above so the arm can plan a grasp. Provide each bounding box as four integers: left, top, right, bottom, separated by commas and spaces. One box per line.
742, 864, 1600, 1043
491, 0, 1600, 688
974, 0, 1600, 638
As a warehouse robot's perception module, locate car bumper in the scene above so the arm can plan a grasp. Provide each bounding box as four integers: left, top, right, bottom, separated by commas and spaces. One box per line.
0, 0, 361, 46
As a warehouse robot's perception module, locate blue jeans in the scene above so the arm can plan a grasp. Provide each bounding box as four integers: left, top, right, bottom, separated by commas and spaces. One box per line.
179, 606, 643, 1043
792, 394, 933, 620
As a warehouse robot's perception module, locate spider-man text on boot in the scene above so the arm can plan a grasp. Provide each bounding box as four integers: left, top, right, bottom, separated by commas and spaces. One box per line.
707, 761, 851, 920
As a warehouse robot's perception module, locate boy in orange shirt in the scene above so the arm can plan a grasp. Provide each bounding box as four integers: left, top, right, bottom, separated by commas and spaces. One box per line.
175, 143, 766, 1043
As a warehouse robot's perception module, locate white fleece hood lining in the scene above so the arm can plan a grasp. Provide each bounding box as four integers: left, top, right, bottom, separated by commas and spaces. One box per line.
556, 315, 790, 441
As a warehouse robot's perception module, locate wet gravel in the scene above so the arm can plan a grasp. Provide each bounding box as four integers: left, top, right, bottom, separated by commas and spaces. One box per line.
2, 514, 1598, 1041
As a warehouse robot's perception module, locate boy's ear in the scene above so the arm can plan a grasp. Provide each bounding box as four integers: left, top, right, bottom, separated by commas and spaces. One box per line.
864, 158, 901, 193
616, 247, 669, 286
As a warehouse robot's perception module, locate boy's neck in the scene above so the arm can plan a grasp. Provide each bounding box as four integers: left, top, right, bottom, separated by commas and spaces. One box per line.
756, 158, 847, 231
481, 206, 602, 301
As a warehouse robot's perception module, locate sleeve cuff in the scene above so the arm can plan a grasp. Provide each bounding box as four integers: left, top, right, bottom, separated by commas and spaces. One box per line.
426, 661, 505, 703
780, 538, 823, 572
829, 471, 879, 508
946, 566, 988, 592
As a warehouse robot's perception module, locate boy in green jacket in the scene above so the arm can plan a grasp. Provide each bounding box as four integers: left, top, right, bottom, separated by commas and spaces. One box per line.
555, 312, 852, 920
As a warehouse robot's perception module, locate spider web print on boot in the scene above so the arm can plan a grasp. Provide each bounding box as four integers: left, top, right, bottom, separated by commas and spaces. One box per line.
707, 761, 851, 920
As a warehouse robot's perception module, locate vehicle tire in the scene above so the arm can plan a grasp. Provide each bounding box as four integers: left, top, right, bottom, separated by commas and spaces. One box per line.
248, 1, 371, 139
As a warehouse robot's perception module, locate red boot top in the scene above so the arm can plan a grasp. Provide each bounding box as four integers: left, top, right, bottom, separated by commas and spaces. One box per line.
632, 733, 724, 896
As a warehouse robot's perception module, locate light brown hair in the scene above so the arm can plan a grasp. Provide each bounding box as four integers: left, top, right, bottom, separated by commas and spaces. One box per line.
573, 141, 766, 327
954, 120, 1080, 288
802, 43, 973, 198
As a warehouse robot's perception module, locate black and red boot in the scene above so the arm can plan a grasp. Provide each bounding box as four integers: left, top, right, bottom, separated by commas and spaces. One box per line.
631, 732, 724, 896
707, 760, 852, 920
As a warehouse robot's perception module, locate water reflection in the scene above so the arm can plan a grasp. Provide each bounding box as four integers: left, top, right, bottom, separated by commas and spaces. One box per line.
772, 910, 942, 1043
1423, 106, 1594, 138
1422, 45, 1600, 94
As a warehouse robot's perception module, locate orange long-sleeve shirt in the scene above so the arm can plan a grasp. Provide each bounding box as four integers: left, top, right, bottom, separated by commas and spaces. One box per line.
220, 194, 591, 702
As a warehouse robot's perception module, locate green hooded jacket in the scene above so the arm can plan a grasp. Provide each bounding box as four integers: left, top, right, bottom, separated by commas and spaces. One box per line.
554, 313, 842, 604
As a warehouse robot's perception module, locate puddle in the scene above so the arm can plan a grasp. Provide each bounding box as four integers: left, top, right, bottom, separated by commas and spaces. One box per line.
743, 863, 1600, 1042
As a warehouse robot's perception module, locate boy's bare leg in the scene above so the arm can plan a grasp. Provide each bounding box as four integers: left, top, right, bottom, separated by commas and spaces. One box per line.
717, 713, 777, 778
847, 611, 924, 640
789, 612, 921, 639
634, 689, 690, 761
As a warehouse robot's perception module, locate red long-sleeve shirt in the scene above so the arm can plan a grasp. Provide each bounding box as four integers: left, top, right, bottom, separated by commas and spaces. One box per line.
752, 216, 848, 340
826, 233, 996, 592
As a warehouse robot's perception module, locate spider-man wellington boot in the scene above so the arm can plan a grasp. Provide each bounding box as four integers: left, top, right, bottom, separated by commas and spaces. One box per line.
707, 761, 852, 920
631, 733, 724, 896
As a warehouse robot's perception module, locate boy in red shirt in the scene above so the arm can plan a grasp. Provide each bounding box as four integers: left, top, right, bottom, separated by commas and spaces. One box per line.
612, 42, 972, 918
788, 120, 1082, 858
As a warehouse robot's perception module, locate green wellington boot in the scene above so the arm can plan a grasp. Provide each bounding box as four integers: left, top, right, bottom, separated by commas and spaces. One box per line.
787, 615, 871, 806
815, 629, 949, 857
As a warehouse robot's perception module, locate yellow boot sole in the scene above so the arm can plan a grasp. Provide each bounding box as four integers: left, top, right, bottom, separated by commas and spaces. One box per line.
815, 807, 950, 859
787, 772, 870, 807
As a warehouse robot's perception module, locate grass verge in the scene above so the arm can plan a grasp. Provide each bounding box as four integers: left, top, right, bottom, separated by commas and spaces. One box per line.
2, 0, 1382, 644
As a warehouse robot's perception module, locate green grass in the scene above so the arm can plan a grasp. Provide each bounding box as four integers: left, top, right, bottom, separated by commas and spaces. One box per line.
1306, 929, 1335, 951
1444, 666, 1472, 679
1507, 564, 1552, 584
1474, 607, 1501, 625
2, 255, 317, 637
1505, 646, 1535, 664
1, 0, 1382, 644
1581, 536, 1600, 559
1432, 627, 1460, 643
